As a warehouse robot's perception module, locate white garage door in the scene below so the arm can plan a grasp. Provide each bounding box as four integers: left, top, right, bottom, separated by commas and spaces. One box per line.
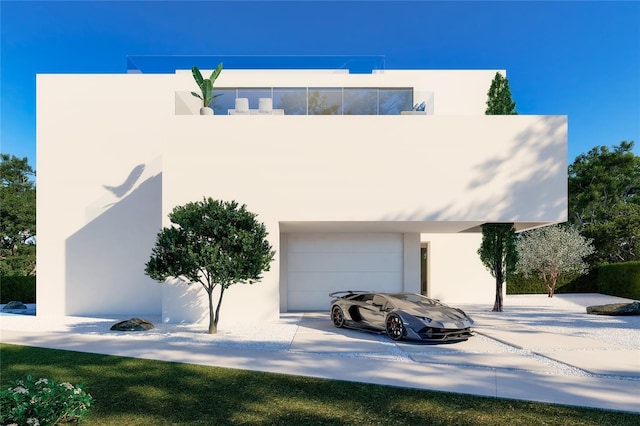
286, 233, 403, 311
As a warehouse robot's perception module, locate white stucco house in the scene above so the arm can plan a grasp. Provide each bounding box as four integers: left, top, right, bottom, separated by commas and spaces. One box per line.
35, 61, 567, 328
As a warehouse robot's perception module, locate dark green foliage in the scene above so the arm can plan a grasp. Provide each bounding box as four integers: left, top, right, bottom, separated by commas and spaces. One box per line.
145, 198, 275, 333
0, 154, 36, 276
478, 224, 518, 311
583, 203, 640, 263
568, 141, 640, 263
485, 72, 518, 115
507, 272, 583, 295
556, 268, 600, 294
3, 344, 639, 426
0, 275, 36, 303
507, 273, 547, 295
598, 262, 640, 300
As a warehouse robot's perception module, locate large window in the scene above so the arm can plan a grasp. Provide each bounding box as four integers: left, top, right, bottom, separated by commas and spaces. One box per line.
308, 88, 342, 115
213, 87, 415, 115
273, 88, 307, 115
343, 88, 378, 115
379, 89, 413, 115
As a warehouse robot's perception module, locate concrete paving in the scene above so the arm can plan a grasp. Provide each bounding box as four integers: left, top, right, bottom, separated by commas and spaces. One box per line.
1, 294, 639, 413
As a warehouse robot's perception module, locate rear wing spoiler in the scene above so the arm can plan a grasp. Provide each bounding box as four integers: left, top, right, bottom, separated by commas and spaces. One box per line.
329, 290, 369, 298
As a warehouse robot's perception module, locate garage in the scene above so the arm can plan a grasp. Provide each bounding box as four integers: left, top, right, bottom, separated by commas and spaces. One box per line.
285, 233, 404, 311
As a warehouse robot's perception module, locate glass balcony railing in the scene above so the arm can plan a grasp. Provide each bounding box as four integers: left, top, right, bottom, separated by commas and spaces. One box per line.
128, 55, 386, 74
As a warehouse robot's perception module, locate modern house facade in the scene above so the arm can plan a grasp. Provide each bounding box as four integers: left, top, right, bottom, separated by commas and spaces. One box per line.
36, 64, 567, 328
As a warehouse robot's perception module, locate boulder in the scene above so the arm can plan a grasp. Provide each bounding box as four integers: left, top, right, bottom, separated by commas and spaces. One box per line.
586, 301, 640, 316
110, 317, 155, 331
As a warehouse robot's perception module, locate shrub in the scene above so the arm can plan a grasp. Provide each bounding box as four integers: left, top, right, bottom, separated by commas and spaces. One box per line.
597, 262, 640, 300
0, 375, 92, 425
506, 273, 546, 294
556, 268, 599, 294
0, 275, 36, 303
507, 273, 578, 295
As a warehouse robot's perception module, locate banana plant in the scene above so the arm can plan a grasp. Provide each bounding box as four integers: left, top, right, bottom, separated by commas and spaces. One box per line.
191, 62, 223, 108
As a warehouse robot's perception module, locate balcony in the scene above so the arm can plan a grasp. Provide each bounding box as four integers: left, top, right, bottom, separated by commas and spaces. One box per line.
176, 87, 434, 116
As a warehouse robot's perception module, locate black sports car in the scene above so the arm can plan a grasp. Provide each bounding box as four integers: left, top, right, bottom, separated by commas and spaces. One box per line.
329, 291, 474, 342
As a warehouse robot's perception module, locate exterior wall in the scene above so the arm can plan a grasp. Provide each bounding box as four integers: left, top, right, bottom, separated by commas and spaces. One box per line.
422, 233, 497, 304
36, 74, 172, 319
162, 115, 566, 324
163, 115, 567, 226
36, 70, 566, 328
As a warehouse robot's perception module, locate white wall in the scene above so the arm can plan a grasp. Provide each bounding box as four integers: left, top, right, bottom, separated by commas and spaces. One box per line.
162, 115, 566, 324
422, 233, 497, 304
163, 115, 567, 225
36, 74, 172, 319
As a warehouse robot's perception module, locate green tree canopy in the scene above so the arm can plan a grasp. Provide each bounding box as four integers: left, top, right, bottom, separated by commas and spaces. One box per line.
485, 72, 518, 115
516, 225, 595, 297
478, 223, 518, 312
145, 198, 275, 334
568, 141, 640, 263
0, 154, 36, 276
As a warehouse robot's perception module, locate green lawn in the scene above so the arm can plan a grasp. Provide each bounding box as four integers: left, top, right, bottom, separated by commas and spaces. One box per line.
1, 343, 638, 425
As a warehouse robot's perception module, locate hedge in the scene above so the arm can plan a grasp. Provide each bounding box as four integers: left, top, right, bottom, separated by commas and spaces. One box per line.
507, 273, 580, 295
507, 263, 640, 300
0, 276, 36, 304
597, 262, 640, 300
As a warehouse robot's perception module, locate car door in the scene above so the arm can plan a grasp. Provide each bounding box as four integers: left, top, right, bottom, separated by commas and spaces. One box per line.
359, 294, 388, 329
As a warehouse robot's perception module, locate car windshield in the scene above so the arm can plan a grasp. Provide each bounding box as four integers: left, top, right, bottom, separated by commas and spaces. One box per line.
386, 293, 443, 310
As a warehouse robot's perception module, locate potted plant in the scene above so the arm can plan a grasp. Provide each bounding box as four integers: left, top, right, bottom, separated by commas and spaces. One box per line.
191, 62, 223, 115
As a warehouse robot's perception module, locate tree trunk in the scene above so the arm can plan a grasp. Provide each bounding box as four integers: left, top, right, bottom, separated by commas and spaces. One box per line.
211, 286, 226, 335
207, 288, 216, 334
544, 276, 556, 298
492, 257, 504, 312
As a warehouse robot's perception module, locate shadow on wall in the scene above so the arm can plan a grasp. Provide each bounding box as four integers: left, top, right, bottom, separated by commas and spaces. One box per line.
381, 116, 567, 224
162, 278, 209, 324
103, 163, 145, 198
65, 170, 163, 317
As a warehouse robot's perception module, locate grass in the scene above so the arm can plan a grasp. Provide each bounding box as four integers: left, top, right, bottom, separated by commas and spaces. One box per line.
1, 343, 638, 425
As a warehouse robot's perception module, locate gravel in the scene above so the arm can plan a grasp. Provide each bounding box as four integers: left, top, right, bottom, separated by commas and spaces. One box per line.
2, 294, 638, 380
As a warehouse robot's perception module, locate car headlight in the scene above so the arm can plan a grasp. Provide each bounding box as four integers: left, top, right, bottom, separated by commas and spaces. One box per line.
417, 316, 432, 323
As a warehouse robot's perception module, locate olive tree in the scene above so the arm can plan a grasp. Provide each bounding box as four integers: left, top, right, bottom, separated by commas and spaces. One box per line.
478, 223, 518, 312
516, 225, 595, 297
145, 198, 275, 334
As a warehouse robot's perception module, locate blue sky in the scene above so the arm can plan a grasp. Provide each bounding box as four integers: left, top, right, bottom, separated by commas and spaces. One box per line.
1, 1, 639, 169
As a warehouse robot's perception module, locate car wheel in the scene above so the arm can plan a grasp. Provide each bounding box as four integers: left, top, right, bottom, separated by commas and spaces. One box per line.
386, 313, 405, 341
331, 305, 345, 328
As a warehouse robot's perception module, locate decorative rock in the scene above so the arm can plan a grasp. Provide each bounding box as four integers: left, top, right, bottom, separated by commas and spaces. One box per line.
586, 301, 640, 316
110, 317, 155, 331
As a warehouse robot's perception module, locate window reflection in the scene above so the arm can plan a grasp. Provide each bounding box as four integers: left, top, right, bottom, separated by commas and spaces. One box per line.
344, 88, 378, 115
212, 89, 235, 115
379, 89, 413, 115
214, 87, 416, 115
274, 88, 307, 115
308, 88, 342, 115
